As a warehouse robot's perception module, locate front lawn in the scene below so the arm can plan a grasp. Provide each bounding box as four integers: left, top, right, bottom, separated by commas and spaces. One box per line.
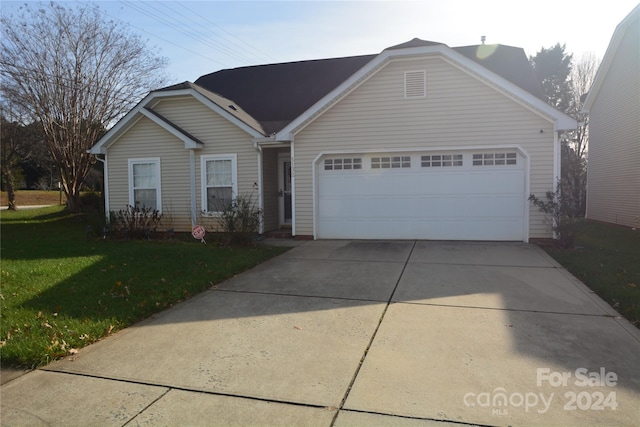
540, 220, 640, 327
0, 206, 288, 368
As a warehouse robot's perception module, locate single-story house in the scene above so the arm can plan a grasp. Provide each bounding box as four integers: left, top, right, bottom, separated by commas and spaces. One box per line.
582, 5, 640, 228
90, 38, 576, 241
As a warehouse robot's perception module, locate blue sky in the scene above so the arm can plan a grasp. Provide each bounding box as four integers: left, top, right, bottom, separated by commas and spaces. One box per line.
2, 1, 638, 85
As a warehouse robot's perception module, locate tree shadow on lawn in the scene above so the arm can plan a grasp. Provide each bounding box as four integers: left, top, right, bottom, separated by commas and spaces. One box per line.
1, 211, 287, 366
5, 217, 640, 397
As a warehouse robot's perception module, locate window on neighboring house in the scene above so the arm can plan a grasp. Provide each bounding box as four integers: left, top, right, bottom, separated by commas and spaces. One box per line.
129, 158, 161, 210
201, 154, 237, 214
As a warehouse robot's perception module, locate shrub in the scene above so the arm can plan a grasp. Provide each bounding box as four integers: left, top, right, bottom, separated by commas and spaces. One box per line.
217, 194, 262, 246
80, 190, 102, 213
529, 183, 580, 248
109, 205, 162, 239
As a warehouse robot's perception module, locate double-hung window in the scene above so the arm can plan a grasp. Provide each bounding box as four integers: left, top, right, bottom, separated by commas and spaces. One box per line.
128, 158, 161, 210
201, 154, 237, 214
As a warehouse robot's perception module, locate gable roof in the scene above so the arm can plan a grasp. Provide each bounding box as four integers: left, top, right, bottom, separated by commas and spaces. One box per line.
274, 41, 575, 139
582, 4, 640, 112
89, 81, 265, 154
195, 39, 546, 135
91, 38, 573, 154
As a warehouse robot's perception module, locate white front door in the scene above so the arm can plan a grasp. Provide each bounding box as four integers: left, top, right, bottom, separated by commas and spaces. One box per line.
278, 155, 292, 226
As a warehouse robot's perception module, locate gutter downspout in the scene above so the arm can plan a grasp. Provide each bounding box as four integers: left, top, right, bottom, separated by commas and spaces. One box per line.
94, 155, 109, 224
190, 149, 197, 228
553, 127, 563, 240
290, 136, 296, 237
253, 140, 264, 235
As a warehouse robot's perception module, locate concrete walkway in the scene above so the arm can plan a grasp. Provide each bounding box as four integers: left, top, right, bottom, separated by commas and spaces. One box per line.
2, 241, 639, 426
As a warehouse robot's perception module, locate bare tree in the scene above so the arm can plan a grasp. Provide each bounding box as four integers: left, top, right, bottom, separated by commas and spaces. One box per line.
570, 52, 599, 159
1, 112, 25, 210
1, 2, 168, 212
562, 52, 599, 216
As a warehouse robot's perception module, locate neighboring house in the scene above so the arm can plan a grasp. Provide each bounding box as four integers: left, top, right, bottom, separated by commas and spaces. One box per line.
90, 38, 576, 241
582, 5, 640, 228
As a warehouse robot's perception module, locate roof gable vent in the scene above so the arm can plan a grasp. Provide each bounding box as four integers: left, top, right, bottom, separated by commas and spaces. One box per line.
404, 70, 426, 99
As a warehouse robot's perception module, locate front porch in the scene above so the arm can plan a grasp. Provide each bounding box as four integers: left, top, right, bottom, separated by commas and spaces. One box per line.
260, 147, 291, 234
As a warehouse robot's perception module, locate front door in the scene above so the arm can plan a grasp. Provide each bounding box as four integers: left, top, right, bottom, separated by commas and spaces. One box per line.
278, 156, 292, 226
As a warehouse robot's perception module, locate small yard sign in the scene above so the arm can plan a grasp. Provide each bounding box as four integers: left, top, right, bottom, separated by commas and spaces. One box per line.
191, 225, 206, 243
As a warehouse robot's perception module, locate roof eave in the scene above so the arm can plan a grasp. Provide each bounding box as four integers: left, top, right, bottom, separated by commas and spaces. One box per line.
275, 44, 449, 139
275, 43, 576, 139
89, 85, 266, 154
582, 5, 639, 113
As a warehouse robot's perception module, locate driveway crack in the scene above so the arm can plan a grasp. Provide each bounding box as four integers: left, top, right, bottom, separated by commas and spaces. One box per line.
330, 240, 417, 426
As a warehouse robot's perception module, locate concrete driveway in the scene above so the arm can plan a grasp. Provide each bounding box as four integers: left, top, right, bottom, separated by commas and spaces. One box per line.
2, 240, 639, 426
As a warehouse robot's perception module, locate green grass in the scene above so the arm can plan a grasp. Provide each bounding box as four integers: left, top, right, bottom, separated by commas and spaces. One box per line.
541, 220, 640, 327
0, 206, 289, 368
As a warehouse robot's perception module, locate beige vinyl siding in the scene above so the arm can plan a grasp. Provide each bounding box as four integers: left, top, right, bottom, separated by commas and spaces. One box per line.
293, 55, 557, 238
107, 96, 258, 232
587, 17, 640, 228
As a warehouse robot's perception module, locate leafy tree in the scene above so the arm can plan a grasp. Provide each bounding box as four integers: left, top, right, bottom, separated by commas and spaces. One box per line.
1, 2, 168, 212
530, 45, 598, 218
530, 43, 574, 113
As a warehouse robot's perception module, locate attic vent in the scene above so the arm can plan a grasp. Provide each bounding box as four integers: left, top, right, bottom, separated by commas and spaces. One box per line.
404, 70, 426, 99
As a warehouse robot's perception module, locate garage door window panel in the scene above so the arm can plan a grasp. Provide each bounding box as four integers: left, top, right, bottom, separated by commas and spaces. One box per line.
473, 152, 517, 166
372, 156, 411, 169
422, 154, 463, 167
324, 157, 362, 171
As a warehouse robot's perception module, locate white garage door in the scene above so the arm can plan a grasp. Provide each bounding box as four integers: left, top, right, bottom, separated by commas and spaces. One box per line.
317, 150, 526, 241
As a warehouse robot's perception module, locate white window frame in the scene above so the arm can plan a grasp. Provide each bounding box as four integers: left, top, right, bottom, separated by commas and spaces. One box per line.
128, 158, 162, 211
201, 153, 238, 216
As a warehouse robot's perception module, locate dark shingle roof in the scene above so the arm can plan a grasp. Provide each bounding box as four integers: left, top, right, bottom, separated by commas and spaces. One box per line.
192, 40, 544, 135
453, 44, 545, 100
385, 38, 446, 50
195, 55, 376, 134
